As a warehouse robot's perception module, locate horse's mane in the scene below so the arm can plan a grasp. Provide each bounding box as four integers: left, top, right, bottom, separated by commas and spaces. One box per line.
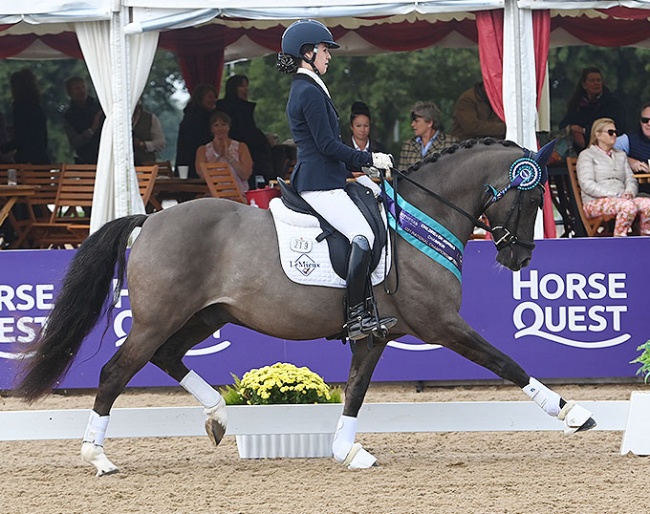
402, 138, 521, 175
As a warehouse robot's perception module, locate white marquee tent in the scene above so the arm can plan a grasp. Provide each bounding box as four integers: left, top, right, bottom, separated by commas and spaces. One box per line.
3, 1, 650, 233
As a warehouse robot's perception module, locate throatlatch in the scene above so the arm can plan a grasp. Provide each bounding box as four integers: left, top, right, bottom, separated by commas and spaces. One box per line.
344, 235, 397, 340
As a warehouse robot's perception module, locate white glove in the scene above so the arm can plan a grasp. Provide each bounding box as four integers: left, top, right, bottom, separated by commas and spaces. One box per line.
372, 152, 394, 170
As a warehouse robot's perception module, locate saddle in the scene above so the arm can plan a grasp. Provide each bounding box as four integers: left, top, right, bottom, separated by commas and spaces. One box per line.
277, 179, 387, 280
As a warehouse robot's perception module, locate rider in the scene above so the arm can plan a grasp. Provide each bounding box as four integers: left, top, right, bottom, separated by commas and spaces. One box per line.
277, 19, 397, 341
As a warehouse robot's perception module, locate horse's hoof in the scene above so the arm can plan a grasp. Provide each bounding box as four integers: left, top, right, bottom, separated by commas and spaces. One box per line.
80, 442, 119, 477
205, 418, 226, 446
342, 443, 378, 470
575, 417, 597, 433
558, 401, 596, 434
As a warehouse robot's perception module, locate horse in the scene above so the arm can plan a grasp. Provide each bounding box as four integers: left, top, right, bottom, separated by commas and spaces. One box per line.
16, 139, 596, 476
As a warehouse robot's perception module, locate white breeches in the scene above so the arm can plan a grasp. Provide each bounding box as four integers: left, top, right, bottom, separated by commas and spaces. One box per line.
300, 189, 375, 247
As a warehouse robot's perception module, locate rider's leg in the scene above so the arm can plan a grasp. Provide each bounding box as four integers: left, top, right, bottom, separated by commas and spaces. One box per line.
345, 235, 396, 340
299, 189, 396, 339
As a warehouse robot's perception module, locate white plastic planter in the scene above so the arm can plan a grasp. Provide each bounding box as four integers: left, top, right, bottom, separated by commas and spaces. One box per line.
236, 432, 334, 459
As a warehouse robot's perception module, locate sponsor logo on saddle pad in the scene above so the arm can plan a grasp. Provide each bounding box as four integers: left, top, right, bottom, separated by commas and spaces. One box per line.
511, 270, 631, 348
291, 254, 319, 276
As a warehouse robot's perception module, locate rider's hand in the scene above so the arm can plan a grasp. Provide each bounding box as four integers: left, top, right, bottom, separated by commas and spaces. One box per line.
372, 152, 394, 171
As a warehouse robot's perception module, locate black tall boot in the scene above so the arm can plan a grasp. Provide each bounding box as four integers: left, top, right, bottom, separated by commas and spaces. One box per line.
344, 235, 397, 341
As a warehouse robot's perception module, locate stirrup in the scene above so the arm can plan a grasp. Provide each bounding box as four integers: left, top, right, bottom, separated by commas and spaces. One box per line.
345, 313, 396, 341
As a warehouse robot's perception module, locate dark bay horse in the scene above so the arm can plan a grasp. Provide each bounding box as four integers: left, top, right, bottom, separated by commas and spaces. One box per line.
16, 139, 596, 475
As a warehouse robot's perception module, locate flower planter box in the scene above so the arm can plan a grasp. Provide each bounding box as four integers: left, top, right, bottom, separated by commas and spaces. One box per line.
228, 403, 340, 459
236, 433, 334, 459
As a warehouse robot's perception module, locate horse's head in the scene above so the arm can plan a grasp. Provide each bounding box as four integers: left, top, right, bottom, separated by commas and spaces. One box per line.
482, 140, 554, 271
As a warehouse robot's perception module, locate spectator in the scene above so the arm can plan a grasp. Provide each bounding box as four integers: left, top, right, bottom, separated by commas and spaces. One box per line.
576, 117, 650, 237
450, 81, 506, 141
559, 67, 625, 154
175, 84, 217, 178
195, 111, 253, 194
0, 112, 14, 164
398, 101, 458, 170
215, 75, 273, 187
345, 101, 386, 176
614, 102, 650, 174
0, 69, 50, 164
132, 99, 166, 165
63, 76, 104, 164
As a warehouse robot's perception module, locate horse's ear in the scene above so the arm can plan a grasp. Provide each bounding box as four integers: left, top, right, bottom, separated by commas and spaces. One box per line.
534, 139, 557, 169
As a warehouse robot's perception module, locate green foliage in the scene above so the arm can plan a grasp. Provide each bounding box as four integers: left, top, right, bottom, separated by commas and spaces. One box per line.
219, 362, 342, 405
0, 49, 183, 164
4, 43, 650, 168
226, 47, 482, 156
630, 340, 650, 384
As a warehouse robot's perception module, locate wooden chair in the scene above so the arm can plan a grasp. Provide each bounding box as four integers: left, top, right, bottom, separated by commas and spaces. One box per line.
566, 157, 614, 237
135, 164, 160, 210
199, 161, 247, 204
28, 164, 96, 248
153, 160, 173, 178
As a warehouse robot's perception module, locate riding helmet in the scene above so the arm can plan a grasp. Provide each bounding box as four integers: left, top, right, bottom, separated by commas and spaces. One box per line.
281, 19, 340, 58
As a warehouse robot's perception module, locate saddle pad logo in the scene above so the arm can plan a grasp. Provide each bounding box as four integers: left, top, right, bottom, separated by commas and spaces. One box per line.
290, 237, 312, 253
291, 253, 319, 276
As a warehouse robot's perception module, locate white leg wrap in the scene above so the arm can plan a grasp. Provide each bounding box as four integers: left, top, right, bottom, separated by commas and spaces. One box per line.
83, 410, 109, 446
180, 370, 222, 409
332, 415, 377, 469
332, 415, 357, 462
522, 377, 561, 417
81, 411, 118, 476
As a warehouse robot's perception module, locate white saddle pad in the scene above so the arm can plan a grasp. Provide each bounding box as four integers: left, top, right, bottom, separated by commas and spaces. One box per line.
268, 197, 391, 288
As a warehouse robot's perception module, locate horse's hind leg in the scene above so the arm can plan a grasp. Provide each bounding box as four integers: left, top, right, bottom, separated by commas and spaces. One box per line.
81, 325, 168, 476
427, 316, 596, 434
149, 317, 228, 447
333, 339, 388, 469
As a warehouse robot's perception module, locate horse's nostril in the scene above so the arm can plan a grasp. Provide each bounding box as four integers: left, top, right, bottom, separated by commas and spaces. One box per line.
520, 257, 531, 269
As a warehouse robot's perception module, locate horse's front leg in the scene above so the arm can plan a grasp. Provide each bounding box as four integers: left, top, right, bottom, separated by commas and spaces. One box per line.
427, 315, 596, 434
333, 338, 387, 469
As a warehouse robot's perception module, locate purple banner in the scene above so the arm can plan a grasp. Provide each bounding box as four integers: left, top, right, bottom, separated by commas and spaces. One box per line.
1, 238, 648, 389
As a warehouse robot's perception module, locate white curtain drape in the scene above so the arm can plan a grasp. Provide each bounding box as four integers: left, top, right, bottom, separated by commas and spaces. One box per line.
75, 11, 158, 233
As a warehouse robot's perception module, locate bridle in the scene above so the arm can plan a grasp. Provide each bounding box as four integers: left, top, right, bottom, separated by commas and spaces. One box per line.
380, 151, 546, 294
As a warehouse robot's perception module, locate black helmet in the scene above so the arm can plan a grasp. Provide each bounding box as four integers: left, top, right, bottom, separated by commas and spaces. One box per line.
281, 19, 339, 58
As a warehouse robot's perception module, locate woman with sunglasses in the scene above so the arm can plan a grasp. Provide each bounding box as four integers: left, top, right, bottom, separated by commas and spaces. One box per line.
614, 103, 650, 175
577, 117, 650, 236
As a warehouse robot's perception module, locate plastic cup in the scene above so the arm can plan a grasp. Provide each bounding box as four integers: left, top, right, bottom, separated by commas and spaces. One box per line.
178, 165, 189, 180
7, 168, 17, 186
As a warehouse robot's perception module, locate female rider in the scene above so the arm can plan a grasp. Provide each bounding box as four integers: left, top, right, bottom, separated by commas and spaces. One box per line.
277, 19, 396, 341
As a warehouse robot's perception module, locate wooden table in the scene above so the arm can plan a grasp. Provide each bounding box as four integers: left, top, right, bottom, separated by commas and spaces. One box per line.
633, 173, 650, 183
0, 185, 36, 248
150, 177, 209, 210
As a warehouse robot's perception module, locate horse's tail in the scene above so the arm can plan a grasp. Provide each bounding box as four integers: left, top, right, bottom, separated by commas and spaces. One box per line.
15, 214, 148, 402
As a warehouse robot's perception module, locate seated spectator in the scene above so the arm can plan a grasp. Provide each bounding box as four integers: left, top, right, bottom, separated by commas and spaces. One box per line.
345, 101, 386, 176
615, 102, 650, 174
63, 76, 104, 164
450, 81, 506, 141
175, 84, 217, 178
398, 101, 458, 170
215, 75, 273, 187
576, 117, 650, 237
560, 67, 625, 154
0, 69, 50, 164
195, 111, 253, 194
132, 99, 166, 165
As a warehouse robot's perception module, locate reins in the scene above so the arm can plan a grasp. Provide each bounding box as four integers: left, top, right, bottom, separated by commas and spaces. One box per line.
379, 150, 542, 294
